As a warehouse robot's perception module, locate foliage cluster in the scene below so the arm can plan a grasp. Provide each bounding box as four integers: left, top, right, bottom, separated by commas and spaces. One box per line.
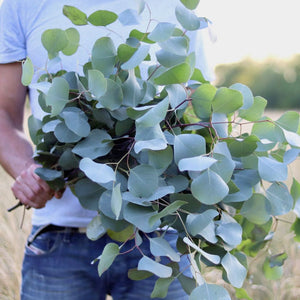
21, 0, 300, 299
215, 56, 300, 109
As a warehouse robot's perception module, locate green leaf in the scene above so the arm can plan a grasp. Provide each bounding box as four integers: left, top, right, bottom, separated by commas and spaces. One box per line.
148, 22, 176, 42
183, 237, 220, 264
158, 37, 188, 56
129, 29, 155, 44
35, 167, 63, 181
128, 268, 153, 281
46, 77, 69, 115
123, 203, 160, 232
117, 44, 137, 64
230, 83, 253, 110
111, 183, 122, 220
190, 283, 231, 300
122, 69, 143, 107
275, 111, 299, 132
165, 84, 187, 109
212, 87, 243, 114
154, 63, 191, 85
262, 257, 283, 280
149, 237, 180, 262
137, 256, 172, 278
190, 68, 208, 83
149, 200, 187, 226
136, 97, 169, 127
62, 28, 80, 56
241, 193, 271, 225
235, 288, 253, 300
75, 178, 105, 211
88, 69, 107, 99
258, 156, 288, 182
128, 164, 158, 198
178, 156, 217, 172
148, 146, 173, 174
97, 78, 123, 110
191, 170, 229, 205
239, 96, 267, 121
41, 29, 68, 59
60, 107, 90, 137
87, 10, 118, 26
72, 129, 113, 159
221, 252, 247, 288
211, 153, 235, 183
191, 83, 216, 120
282, 128, 300, 147
186, 209, 218, 243
269, 252, 288, 268
291, 218, 300, 242
91, 37, 116, 77
226, 135, 259, 157
151, 277, 175, 298
121, 44, 150, 70
63, 5, 88, 25
180, 0, 200, 10
54, 122, 81, 143
134, 123, 167, 153
21, 57, 34, 86
252, 119, 285, 143
292, 178, 300, 217
86, 215, 106, 241
216, 221, 242, 247
175, 5, 200, 31
174, 134, 206, 164
27, 115, 42, 145
107, 225, 135, 242
98, 243, 120, 276
79, 157, 115, 184
266, 182, 293, 215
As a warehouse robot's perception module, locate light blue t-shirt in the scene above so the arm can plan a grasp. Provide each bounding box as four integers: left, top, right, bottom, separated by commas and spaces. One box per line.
0, 0, 214, 227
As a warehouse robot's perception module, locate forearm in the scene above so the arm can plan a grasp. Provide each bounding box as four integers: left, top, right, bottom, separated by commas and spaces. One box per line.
0, 109, 34, 179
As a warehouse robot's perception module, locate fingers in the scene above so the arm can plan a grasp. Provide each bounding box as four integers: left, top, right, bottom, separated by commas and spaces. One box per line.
11, 164, 55, 209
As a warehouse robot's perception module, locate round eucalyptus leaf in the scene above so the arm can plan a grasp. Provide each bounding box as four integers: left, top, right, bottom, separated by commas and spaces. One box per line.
128, 164, 158, 198
54, 122, 82, 143
86, 215, 106, 241
241, 193, 272, 225
79, 157, 115, 184
21, 57, 34, 86
175, 5, 200, 31
221, 252, 247, 288
137, 256, 172, 278
60, 107, 90, 137
191, 170, 229, 205
97, 79, 123, 110
174, 134, 206, 164
148, 22, 176, 42
63, 5, 88, 25
87, 10, 118, 26
75, 178, 105, 210
91, 37, 116, 77
62, 28, 80, 56
190, 283, 231, 300
46, 77, 69, 116
180, 0, 200, 10
258, 156, 288, 182
41, 29, 68, 59
72, 129, 113, 159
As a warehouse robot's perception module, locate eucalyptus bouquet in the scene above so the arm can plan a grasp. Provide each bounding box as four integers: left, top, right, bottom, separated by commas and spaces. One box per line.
21, 0, 300, 299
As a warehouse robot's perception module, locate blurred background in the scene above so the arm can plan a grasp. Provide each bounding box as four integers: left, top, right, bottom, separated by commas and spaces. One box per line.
1, 0, 299, 299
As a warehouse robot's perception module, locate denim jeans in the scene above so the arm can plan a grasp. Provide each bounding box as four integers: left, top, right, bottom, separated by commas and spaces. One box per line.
21, 226, 191, 300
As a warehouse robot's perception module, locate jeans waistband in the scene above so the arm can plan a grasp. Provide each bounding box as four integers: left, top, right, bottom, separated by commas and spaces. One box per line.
27, 224, 86, 246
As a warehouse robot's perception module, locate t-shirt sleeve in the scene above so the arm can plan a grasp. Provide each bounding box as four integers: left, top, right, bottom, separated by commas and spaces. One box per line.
0, 0, 26, 63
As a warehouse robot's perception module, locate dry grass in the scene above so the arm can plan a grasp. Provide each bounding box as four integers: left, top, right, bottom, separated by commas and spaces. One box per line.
0, 109, 299, 299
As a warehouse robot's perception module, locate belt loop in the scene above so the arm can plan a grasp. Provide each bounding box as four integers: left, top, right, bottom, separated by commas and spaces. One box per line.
27, 224, 51, 246
63, 227, 73, 243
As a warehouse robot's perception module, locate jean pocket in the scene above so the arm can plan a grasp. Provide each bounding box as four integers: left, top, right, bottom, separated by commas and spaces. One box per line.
25, 230, 60, 256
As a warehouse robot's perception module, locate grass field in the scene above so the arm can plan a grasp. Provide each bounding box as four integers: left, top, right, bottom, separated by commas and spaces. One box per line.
0, 110, 299, 299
